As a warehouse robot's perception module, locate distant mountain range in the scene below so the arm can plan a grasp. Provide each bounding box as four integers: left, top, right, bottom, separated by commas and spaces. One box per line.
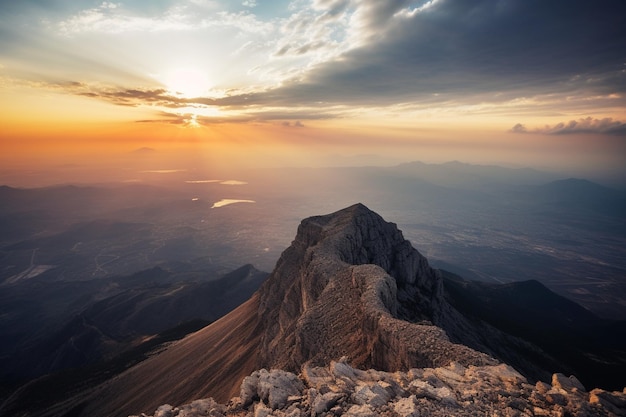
4, 204, 622, 417
0, 264, 267, 401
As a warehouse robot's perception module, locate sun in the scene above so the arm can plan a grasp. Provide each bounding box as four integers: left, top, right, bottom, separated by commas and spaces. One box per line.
162, 67, 212, 98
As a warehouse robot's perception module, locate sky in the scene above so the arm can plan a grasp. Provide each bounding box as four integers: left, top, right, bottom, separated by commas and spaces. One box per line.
1, 0, 625, 186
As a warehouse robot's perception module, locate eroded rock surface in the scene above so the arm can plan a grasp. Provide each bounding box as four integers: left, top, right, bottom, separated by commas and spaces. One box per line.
255, 203, 496, 373
137, 359, 626, 417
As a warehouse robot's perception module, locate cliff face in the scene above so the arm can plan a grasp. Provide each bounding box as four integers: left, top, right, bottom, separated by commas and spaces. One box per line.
255, 203, 494, 372
251, 203, 561, 385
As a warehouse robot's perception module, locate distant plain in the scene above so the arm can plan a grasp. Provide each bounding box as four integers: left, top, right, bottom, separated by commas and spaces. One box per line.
2, 162, 624, 320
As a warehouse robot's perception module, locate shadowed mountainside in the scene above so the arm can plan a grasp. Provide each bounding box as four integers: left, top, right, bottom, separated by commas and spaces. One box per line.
0, 264, 268, 411
442, 272, 626, 391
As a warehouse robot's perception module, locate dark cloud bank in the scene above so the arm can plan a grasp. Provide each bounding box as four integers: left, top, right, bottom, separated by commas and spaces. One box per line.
237, 0, 626, 108
512, 118, 626, 136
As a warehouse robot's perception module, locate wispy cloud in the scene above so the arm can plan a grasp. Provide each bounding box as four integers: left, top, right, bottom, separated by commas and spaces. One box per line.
136, 111, 194, 125
510, 123, 528, 134
62, 83, 187, 107
282, 121, 304, 128
511, 118, 626, 136
57, 2, 194, 34
56, 1, 271, 35
201, 10, 274, 34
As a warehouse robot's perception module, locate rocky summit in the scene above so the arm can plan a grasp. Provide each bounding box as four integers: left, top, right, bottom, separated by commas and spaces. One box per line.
253, 202, 496, 372
138, 358, 626, 417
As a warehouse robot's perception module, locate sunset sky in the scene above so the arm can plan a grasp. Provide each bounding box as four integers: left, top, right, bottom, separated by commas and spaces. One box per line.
1, 0, 625, 186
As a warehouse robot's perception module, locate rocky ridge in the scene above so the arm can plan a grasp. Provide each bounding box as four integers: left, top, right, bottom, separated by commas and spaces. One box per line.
252, 203, 561, 385
30, 204, 623, 417
137, 358, 626, 417
253, 203, 496, 373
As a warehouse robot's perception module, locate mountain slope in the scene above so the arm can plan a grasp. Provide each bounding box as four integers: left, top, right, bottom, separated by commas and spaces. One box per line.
524, 177, 626, 218
0, 264, 268, 387
442, 272, 626, 391
24, 203, 625, 417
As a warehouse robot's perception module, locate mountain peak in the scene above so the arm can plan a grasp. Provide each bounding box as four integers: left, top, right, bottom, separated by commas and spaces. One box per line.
295, 202, 382, 237
332, 201, 371, 214
292, 203, 377, 242
289, 203, 423, 289
256, 203, 493, 373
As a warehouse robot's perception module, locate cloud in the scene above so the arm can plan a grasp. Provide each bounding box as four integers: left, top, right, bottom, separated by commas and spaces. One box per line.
201, 11, 274, 34
131, 104, 335, 126
9, 0, 624, 125
282, 120, 305, 127
71, 85, 185, 107
38, 76, 348, 123
56, 2, 272, 35
510, 123, 527, 134
136, 111, 192, 125
234, 0, 626, 109
267, 3, 351, 64
57, 2, 193, 34
511, 118, 626, 136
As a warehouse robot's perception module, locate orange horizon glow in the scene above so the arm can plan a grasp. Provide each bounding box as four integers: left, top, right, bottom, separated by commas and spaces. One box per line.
1, 1, 625, 187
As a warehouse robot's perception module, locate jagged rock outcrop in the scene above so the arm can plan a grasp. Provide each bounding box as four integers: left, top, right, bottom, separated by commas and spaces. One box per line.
254, 203, 495, 372
252, 203, 560, 384
137, 359, 626, 417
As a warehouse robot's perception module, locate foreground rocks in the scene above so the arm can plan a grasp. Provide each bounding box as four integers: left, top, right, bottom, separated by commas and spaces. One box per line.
135, 359, 626, 417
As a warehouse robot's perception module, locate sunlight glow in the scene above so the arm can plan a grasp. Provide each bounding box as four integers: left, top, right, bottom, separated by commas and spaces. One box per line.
162, 68, 212, 98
